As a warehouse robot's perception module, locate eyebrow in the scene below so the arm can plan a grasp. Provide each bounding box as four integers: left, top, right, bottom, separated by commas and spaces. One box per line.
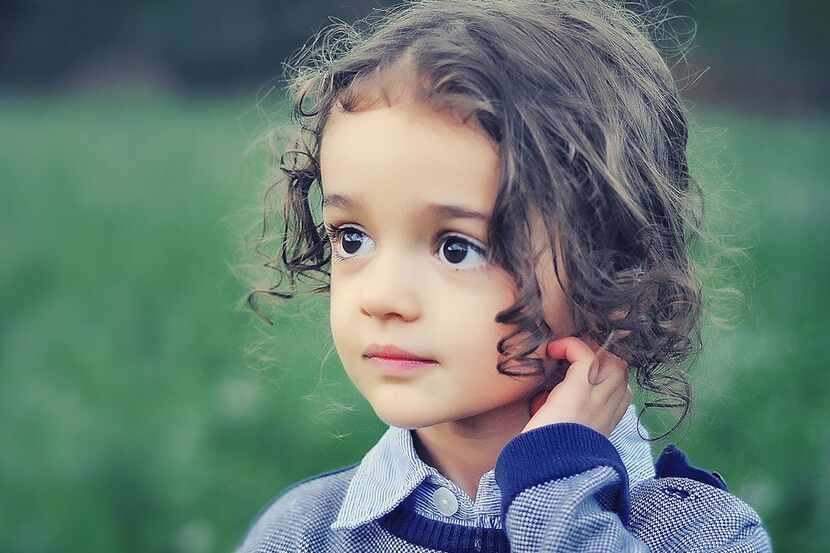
321, 193, 489, 222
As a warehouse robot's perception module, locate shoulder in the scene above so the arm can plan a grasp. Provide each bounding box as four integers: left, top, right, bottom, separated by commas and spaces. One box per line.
628, 444, 772, 552
235, 462, 360, 553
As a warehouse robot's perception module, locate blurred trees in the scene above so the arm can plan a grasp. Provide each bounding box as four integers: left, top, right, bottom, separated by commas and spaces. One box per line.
0, 0, 826, 108
0, 0, 385, 93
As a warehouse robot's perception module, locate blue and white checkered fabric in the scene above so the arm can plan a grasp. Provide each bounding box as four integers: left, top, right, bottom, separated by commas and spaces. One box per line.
237, 405, 773, 552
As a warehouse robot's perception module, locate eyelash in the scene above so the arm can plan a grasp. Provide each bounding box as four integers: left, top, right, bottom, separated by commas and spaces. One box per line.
323, 223, 488, 270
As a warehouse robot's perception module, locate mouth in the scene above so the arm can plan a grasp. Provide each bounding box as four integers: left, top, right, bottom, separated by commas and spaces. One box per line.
364, 355, 438, 377
366, 357, 437, 367
362, 343, 438, 375
362, 343, 436, 363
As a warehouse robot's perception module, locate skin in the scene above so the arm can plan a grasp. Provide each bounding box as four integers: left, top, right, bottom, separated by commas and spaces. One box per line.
320, 87, 631, 502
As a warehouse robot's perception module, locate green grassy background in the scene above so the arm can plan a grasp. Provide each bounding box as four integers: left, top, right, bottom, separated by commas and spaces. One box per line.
1, 92, 827, 552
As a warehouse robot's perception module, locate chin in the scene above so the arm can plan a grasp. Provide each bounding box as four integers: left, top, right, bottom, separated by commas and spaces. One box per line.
371, 402, 450, 430
374, 409, 436, 430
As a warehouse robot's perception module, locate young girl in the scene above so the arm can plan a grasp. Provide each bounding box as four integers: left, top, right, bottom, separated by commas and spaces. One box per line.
238, 0, 772, 551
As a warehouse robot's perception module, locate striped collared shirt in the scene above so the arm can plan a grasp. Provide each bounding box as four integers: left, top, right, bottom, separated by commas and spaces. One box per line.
331, 404, 655, 530
237, 405, 773, 552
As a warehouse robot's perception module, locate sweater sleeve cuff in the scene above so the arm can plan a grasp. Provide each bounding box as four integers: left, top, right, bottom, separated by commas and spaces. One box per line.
495, 423, 631, 525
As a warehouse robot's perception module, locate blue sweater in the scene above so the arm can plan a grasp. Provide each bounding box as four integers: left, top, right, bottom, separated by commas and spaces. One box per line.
237, 406, 772, 552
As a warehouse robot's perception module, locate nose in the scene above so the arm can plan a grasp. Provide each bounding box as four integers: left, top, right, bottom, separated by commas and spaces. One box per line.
358, 248, 422, 321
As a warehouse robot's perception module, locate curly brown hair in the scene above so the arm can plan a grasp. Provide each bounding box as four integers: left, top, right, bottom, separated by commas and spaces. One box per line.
243, 0, 747, 440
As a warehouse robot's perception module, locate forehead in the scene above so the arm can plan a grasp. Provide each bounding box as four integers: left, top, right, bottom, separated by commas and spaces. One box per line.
319, 100, 500, 216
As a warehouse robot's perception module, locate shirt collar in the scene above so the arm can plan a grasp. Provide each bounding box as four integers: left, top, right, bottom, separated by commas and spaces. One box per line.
331, 404, 655, 529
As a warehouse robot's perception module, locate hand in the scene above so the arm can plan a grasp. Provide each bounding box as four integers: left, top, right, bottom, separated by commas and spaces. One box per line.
523, 336, 632, 437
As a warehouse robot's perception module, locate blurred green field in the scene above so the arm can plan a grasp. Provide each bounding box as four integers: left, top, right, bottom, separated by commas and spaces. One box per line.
0, 92, 827, 553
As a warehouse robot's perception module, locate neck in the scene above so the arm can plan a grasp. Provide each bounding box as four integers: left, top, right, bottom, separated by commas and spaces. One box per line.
412, 396, 532, 502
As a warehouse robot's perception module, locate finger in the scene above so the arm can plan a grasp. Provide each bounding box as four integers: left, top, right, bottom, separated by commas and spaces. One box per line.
582, 336, 602, 353
547, 336, 599, 385
546, 336, 595, 365
589, 344, 629, 386
592, 356, 630, 389
603, 379, 633, 405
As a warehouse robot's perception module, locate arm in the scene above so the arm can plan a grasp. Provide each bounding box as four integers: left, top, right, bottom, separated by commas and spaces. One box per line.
495, 423, 773, 552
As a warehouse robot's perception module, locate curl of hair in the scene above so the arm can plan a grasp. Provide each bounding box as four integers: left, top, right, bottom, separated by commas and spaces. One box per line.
244, 0, 748, 441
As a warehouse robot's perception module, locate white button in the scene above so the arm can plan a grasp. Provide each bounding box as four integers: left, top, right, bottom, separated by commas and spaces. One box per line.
432, 487, 459, 517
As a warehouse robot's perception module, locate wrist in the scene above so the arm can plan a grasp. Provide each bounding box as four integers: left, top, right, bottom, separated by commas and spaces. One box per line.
496, 423, 631, 525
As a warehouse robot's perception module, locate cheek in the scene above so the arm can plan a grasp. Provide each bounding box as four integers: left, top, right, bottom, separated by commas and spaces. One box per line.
329, 285, 352, 354
449, 319, 543, 407
438, 275, 523, 376
445, 271, 564, 388
441, 314, 504, 374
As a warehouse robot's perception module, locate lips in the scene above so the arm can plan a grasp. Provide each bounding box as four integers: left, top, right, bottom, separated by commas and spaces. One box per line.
363, 343, 436, 362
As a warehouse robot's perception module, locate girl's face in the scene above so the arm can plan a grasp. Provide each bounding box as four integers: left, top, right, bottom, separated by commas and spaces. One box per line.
320, 95, 574, 430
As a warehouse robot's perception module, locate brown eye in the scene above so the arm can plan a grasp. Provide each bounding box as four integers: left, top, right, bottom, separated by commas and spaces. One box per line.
325, 224, 374, 260
438, 235, 487, 270
341, 228, 364, 255
324, 223, 487, 271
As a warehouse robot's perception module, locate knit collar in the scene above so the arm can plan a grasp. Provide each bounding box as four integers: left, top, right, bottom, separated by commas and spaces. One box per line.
331, 404, 655, 530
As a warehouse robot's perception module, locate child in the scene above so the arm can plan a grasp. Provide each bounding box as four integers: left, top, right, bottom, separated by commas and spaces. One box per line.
238, 0, 772, 551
